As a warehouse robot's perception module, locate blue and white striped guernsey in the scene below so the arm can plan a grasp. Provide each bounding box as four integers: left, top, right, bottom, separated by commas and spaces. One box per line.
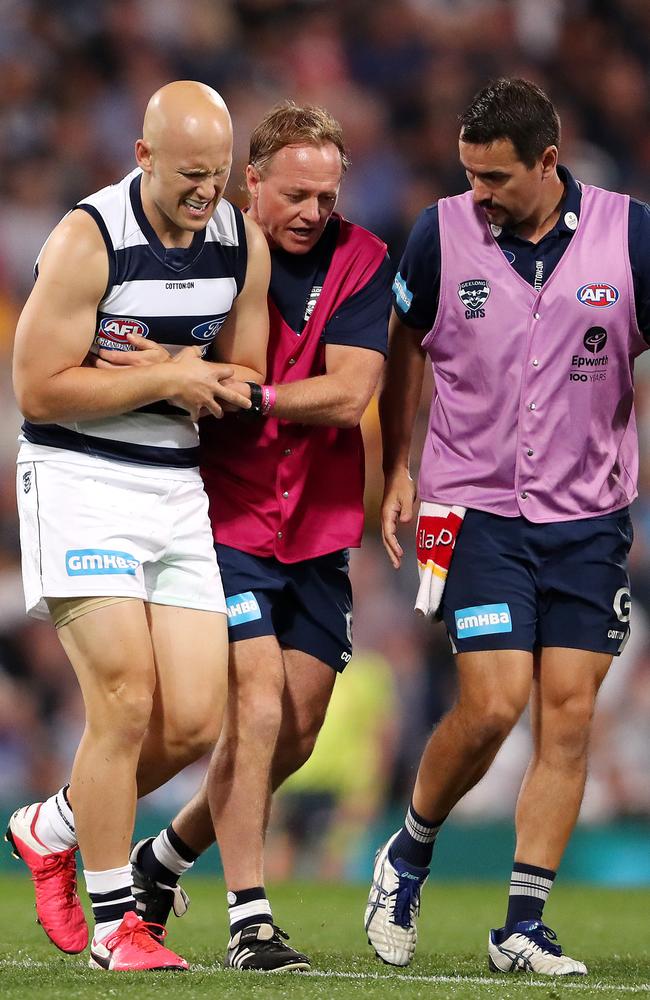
20, 168, 247, 470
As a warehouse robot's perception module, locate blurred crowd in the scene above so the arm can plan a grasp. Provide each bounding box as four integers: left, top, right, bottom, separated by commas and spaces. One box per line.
1, 0, 650, 869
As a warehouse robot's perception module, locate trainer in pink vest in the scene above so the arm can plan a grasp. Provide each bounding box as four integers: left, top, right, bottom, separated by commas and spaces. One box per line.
419, 184, 647, 522
200, 216, 387, 560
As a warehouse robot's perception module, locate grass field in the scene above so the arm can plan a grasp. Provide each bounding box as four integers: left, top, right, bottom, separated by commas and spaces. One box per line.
0, 875, 648, 999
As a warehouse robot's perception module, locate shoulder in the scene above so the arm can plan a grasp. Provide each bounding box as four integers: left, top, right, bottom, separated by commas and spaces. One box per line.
32, 209, 108, 305
336, 215, 387, 256
242, 212, 271, 262
208, 197, 245, 248
78, 169, 137, 212
40, 209, 108, 270
620, 195, 650, 273
628, 196, 650, 240
403, 203, 440, 251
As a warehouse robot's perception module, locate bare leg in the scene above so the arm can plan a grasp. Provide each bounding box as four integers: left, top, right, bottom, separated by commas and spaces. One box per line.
271, 648, 335, 787
169, 773, 216, 855
57, 600, 156, 870
514, 646, 612, 869
208, 635, 286, 889
172, 647, 335, 861
412, 649, 533, 820
136, 604, 228, 795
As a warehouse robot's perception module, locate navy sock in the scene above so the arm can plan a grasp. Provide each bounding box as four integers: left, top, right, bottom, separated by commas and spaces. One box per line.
136, 825, 199, 887
167, 825, 199, 864
388, 802, 446, 869
227, 886, 273, 935
89, 887, 137, 929
505, 862, 556, 930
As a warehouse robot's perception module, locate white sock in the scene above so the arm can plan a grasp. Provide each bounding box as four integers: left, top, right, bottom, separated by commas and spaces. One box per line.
35, 786, 77, 851
85, 864, 136, 943
151, 827, 196, 878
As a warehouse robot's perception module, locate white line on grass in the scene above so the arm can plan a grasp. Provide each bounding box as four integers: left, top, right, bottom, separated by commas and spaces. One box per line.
2, 959, 648, 993
303, 969, 650, 993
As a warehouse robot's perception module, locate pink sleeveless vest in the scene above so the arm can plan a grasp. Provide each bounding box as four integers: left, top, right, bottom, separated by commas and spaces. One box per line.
419, 185, 647, 521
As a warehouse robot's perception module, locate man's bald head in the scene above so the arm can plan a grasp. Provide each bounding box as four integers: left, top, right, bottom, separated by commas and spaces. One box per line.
136, 81, 234, 244
143, 81, 232, 153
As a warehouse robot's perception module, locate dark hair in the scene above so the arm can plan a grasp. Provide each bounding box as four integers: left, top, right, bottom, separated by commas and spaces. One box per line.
459, 78, 560, 168
249, 100, 349, 176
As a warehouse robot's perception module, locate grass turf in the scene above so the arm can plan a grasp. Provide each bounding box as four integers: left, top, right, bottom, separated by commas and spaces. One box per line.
0, 875, 648, 999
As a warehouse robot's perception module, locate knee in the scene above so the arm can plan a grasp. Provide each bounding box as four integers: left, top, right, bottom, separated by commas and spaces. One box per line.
543, 692, 596, 760
91, 674, 156, 745
458, 693, 525, 749
163, 716, 220, 766
273, 708, 326, 785
276, 722, 319, 774
235, 684, 284, 745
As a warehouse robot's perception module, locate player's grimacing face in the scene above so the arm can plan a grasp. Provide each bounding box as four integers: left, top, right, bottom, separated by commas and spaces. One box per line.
246, 143, 342, 254
459, 137, 544, 229
138, 133, 233, 236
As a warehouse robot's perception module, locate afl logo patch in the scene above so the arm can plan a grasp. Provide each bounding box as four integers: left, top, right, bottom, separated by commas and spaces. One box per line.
96, 317, 149, 350
576, 283, 619, 308
458, 279, 490, 311
191, 315, 228, 342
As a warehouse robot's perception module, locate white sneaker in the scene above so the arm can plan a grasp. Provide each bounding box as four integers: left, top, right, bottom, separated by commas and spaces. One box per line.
364, 832, 429, 967
488, 920, 587, 976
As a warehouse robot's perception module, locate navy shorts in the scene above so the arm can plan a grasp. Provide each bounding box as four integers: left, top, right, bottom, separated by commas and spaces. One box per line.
441, 508, 633, 655
215, 544, 353, 672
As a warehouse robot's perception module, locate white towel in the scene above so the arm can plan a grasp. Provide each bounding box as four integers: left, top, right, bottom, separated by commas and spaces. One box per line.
414, 502, 466, 619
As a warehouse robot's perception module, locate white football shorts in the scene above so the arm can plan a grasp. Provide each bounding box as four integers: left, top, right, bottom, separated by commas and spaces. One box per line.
17, 459, 226, 621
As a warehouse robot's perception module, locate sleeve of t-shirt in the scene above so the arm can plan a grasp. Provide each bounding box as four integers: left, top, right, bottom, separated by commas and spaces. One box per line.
392, 204, 441, 331
628, 198, 650, 345
321, 254, 392, 356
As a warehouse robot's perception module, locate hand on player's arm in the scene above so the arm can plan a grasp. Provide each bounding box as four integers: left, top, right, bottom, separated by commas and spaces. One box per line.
268, 343, 384, 427
90, 334, 169, 367
12, 210, 249, 423
378, 311, 427, 568
89, 337, 252, 419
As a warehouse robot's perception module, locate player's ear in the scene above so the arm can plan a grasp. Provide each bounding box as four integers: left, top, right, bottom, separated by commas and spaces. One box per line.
245, 164, 261, 200
135, 139, 153, 174
539, 145, 558, 178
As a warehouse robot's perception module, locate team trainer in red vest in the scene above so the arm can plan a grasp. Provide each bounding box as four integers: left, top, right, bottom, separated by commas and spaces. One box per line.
130, 103, 390, 970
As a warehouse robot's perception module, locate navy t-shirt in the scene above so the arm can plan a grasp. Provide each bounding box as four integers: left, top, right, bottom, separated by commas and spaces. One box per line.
270, 217, 391, 355
392, 165, 650, 343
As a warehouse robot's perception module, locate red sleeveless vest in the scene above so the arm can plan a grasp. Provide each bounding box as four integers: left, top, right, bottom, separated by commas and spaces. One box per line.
199, 216, 387, 561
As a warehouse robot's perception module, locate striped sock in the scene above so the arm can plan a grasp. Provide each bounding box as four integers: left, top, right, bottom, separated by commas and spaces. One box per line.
227, 887, 273, 935
388, 801, 446, 869
505, 862, 556, 930
34, 785, 77, 851
85, 864, 137, 941
138, 825, 199, 886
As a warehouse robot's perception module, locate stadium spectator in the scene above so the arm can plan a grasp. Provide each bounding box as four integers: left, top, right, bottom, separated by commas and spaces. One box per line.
364, 77, 650, 978
8, 80, 270, 972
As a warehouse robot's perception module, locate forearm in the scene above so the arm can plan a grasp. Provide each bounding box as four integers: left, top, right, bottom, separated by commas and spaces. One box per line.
270, 374, 365, 428
379, 341, 426, 478
229, 364, 265, 385
17, 363, 175, 424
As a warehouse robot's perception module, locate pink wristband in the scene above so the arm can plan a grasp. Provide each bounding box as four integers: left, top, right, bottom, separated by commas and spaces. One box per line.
261, 384, 276, 415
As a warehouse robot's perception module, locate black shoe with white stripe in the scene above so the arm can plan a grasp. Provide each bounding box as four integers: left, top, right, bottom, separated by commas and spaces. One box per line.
226, 922, 311, 972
